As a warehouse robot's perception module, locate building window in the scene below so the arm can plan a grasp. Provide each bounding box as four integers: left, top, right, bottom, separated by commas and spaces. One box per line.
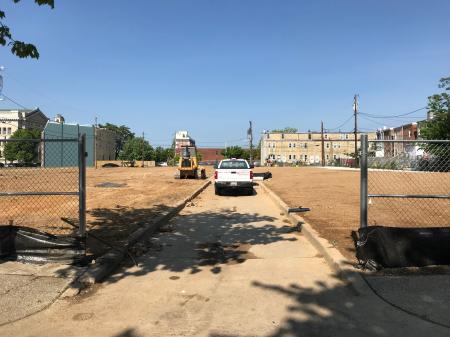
281, 134, 284, 139
326, 143, 330, 148
293, 155, 296, 159
324, 134, 328, 139
7, 128, 11, 135
293, 143, 296, 148
345, 134, 349, 139
266, 133, 270, 139
288, 155, 292, 160
304, 155, 308, 161
333, 155, 337, 160
289, 143, 292, 148
326, 155, 329, 160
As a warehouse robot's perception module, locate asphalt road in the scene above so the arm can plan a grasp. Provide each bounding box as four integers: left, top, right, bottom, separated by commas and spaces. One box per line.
1, 184, 449, 337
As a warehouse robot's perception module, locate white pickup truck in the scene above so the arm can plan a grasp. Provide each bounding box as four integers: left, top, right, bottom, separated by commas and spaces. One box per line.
214, 159, 254, 195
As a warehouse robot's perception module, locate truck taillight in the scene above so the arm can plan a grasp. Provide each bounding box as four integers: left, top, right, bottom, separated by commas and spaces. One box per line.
214, 170, 218, 179
250, 170, 253, 179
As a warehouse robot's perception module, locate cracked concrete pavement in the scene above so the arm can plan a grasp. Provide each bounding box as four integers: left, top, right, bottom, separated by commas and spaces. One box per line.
0, 260, 86, 326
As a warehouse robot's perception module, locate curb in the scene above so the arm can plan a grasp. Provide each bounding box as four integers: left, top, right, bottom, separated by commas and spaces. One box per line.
73, 179, 212, 288
259, 181, 367, 295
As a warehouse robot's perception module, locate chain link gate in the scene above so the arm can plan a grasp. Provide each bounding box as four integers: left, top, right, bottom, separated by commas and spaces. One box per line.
0, 134, 87, 263
360, 136, 450, 228
356, 135, 450, 268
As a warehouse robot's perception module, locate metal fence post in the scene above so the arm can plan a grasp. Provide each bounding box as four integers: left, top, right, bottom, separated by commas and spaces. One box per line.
78, 133, 87, 237
360, 134, 368, 228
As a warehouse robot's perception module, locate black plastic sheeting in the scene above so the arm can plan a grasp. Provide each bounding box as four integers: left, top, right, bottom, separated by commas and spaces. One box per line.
0, 226, 86, 264
354, 226, 450, 269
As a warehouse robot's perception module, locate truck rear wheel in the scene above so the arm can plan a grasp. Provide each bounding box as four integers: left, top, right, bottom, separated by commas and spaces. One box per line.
215, 186, 221, 196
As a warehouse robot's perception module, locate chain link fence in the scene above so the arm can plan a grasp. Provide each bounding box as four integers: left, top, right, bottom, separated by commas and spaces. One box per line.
0, 136, 86, 237
360, 137, 450, 227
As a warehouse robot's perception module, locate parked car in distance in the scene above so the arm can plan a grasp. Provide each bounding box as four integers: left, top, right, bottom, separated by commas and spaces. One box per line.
157, 162, 168, 167
214, 158, 253, 196
4, 162, 39, 167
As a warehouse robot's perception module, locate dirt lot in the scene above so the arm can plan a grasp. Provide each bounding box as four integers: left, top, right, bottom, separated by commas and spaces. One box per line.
0, 167, 212, 256
257, 167, 450, 261
2, 165, 448, 261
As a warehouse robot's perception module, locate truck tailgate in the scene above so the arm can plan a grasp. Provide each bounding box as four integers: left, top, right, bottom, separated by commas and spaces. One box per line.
216, 169, 251, 182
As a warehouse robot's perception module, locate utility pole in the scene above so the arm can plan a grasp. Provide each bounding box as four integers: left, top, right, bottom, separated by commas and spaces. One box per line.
353, 94, 359, 166
141, 131, 145, 168
172, 132, 177, 166
93, 117, 98, 169
248, 121, 253, 165
321, 121, 325, 166
93, 122, 97, 169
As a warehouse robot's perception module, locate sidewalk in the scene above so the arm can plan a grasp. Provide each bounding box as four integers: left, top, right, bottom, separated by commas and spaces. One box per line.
0, 261, 85, 326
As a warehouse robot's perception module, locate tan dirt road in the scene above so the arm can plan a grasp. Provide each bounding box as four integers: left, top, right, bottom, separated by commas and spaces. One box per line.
1, 184, 449, 337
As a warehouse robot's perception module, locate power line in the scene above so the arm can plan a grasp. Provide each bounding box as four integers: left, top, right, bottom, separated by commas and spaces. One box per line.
327, 114, 354, 131
354, 94, 359, 163
359, 113, 424, 130
1, 93, 29, 110
360, 106, 427, 119
3, 71, 93, 116
359, 114, 387, 128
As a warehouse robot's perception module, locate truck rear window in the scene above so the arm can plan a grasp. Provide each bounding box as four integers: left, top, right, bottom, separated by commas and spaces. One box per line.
219, 161, 248, 169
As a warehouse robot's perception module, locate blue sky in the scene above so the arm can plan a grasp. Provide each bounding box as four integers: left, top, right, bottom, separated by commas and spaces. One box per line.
0, 0, 449, 147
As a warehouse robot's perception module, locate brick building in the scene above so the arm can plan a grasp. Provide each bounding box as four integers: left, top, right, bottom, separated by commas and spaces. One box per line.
197, 148, 224, 164
376, 122, 422, 157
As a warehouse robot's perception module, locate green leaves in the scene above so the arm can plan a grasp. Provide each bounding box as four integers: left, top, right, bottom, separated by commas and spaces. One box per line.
12, 0, 54, 9
421, 77, 450, 143
221, 146, 246, 159
0, 24, 12, 45
220, 146, 260, 160
4, 129, 41, 163
118, 137, 154, 162
271, 127, 298, 133
1, 0, 54, 59
11, 40, 40, 58
99, 123, 135, 158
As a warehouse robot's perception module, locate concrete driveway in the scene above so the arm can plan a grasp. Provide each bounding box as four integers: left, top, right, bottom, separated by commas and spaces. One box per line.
1, 184, 449, 337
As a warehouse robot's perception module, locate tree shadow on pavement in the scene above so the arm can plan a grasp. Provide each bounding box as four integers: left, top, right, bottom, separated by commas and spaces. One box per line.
100, 207, 297, 284
86, 204, 174, 256
209, 276, 450, 337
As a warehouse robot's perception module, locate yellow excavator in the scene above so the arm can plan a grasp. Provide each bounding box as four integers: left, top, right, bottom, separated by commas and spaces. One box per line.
176, 146, 206, 179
